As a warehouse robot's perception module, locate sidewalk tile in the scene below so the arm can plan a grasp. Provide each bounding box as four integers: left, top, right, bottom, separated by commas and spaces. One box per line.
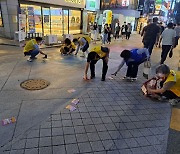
119, 149, 132, 154
87, 132, 100, 141
85, 125, 97, 133
66, 143, 79, 154
89, 112, 100, 118
114, 139, 128, 149
125, 138, 139, 148
72, 119, 84, 126
27, 130, 39, 138
11, 139, 26, 150
90, 141, 105, 151
52, 128, 63, 136
98, 131, 111, 140
92, 117, 103, 124
78, 142, 92, 153
131, 147, 145, 154
74, 125, 86, 134
105, 123, 117, 131
26, 138, 39, 148
145, 136, 161, 145
39, 137, 51, 147
120, 130, 133, 139
52, 121, 62, 128
63, 126, 75, 135
102, 140, 115, 150
71, 113, 81, 119
107, 150, 120, 154
51, 114, 61, 121
82, 118, 94, 125
62, 120, 73, 127
39, 147, 52, 154
53, 145, 66, 154
52, 136, 64, 145
25, 148, 38, 154
61, 113, 71, 120
76, 133, 89, 142
80, 112, 91, 118
95, 124, 107, 132
108, 131, 121, 140
40, 128, 51, 137
64, 134, 77, 144
10, 150, 24, 154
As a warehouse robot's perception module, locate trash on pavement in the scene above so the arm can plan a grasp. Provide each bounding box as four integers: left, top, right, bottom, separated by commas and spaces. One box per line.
67, 89, 76, 93
108, 76, 114, 80
66, 105, 77, 111
71, 99, 79, 105
2, 117, 16, 126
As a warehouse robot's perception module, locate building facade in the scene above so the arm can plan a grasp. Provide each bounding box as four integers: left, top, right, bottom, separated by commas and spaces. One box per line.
0, 0, 86, 39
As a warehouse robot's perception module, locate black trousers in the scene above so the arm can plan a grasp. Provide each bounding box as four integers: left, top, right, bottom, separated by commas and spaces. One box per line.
115, 31, 120, 39
161, 45, 172, 64
126, 32, 131, 40
90, 58, 108, 79
126, 62, 140, 78
143, 39, 156, 55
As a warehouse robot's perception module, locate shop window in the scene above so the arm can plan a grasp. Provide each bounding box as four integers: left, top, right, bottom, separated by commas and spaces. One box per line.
20, 4, 42, 34
50, 7, 63, 36
42, 7, 50, 35
0, 5, 3, 27
63, 10, 68, 34
69, 10, 81, 34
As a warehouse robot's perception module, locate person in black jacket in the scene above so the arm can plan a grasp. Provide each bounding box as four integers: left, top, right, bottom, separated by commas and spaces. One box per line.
121, 22, 128, 40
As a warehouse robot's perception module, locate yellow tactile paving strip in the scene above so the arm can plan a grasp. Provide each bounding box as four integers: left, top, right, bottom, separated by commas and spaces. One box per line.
170, 108, 180, 131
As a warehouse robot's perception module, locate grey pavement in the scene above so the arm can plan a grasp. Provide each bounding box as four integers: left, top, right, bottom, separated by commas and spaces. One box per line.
0, 34, 179, 154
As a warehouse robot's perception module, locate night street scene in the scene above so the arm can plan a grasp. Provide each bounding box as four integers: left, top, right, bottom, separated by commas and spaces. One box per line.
0, 0, 180, 154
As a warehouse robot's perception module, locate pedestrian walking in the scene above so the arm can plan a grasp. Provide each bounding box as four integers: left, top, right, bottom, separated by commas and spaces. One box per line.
102, 24, 108, 45
24, 37, 47, 62
115, 23, 121, 40
147, 64, 180, 106
159, 23, 176, 64
174, 23, 180, 47
83, 46, 110, 81
93, 22, 98, 44
112, 48, 150, 81
126, 23, 132, 40
121, 22, 128, 40
142, 17, 160, 55
107, 26, 112, 44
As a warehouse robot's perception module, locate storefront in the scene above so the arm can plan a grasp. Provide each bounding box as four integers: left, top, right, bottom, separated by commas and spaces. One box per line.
83, 0, 100, 34
19, 0, 85, 37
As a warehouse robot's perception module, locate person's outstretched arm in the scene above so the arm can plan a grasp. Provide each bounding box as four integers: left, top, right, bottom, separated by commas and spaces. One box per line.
111, 59, 125, 76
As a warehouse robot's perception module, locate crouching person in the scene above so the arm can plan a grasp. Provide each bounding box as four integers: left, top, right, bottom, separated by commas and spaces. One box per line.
24, 37, 47, 62
84, 46, 110, 81
112, 48, 150, 81
60, 38, 76, 55
147, 64, 180, 105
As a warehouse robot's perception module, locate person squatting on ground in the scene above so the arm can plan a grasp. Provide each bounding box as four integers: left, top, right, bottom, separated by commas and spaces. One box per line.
158, 23, 176, 64
84, 46, 110, 81
112, 48, 150, 81
142, 17, 160, 55
147, 64, 180, 106
24, 37, 47, 62
73, 36, 91, 57
60, 38, 76, 55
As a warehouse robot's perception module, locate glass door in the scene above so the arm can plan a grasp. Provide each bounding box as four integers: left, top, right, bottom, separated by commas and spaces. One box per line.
42, 7, 50, 36
63, 10, 69, 34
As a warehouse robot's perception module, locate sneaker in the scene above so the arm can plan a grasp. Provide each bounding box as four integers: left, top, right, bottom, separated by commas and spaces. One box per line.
43, 55, 47, 59
169, 99, 179, 106
101, 78, 105, 81
130, 77, 137, 81
27, 57, 33, 62
122, 76, 131, 80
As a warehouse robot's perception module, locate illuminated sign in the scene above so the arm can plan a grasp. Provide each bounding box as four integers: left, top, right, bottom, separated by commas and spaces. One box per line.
65, 0, 82, 4
122, 0, 129, 7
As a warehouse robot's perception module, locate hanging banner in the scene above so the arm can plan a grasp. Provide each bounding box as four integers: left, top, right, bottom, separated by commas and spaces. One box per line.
19, 14, 26, 32
28, 7, 35, 33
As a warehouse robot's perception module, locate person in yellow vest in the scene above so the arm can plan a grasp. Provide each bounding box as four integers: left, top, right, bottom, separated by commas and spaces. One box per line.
24, 37, 47, 62
60, 38, 76, 55
84, 46, 110, 81
147, 64, 180, 105
73, 36, 91, 57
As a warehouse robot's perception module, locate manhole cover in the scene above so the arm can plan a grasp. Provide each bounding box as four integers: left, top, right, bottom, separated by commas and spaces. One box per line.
20, 79, 50, 90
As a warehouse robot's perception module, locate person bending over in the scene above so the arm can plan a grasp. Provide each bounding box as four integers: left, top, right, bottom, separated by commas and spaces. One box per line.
84, 46, 110, 81
60, 38, 76, 55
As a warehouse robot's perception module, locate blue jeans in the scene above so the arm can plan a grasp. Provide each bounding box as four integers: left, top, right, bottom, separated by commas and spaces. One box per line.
102, 33, 108, 44
25, 49, 39, 59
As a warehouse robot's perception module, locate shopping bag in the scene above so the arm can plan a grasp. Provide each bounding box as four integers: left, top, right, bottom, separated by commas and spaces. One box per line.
143, 61, 151, 79
169, 47, 173, 58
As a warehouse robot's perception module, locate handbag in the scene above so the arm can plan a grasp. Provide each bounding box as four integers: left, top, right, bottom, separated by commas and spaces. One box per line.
143, 61, 151, 79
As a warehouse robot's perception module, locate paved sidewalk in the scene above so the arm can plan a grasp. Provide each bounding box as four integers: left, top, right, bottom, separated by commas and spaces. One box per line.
0, 34, 179, 154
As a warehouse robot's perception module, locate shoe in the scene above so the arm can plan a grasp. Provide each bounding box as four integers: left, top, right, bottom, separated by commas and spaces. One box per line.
122, 76, 131, 80
169, 99, 179, 106
27, 57, 33, 62
90, 76, 95, 79
43, 55, 47, 59
130, 77, 137, 81
101, 78, 105, 81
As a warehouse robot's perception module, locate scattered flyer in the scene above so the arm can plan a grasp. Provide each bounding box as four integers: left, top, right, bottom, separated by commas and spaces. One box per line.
2, 117, 16, 126
67, 89, 76, 93
108, 76, 114, 80
66, 105, 77, 111
71, 99, 79, 105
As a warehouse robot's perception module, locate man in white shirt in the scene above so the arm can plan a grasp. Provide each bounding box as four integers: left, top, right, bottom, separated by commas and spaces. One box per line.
159, 23, 176, 64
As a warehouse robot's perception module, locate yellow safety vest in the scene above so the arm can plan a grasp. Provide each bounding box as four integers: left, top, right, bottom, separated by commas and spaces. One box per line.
90, 46, 107, 59
81, 36, 91, 44
164, 70, 180, 97
24, 39, 38, 53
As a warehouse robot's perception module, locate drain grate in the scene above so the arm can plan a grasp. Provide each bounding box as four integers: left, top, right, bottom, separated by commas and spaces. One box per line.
20, 79, 50, 90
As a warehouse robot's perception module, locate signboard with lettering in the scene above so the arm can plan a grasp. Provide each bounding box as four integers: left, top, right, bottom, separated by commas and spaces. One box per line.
85, 0, 100, 11
101, 0, 129, 9
25, 0, 85, 8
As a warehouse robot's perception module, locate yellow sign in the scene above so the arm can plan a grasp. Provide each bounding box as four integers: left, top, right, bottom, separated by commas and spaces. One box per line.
65, 0, 82, 4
